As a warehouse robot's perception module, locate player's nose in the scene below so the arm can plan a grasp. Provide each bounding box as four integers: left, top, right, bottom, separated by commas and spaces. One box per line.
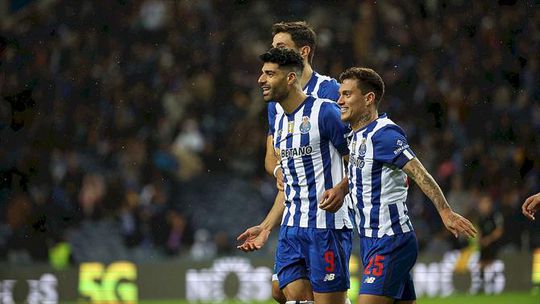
337, 95, 344, 106
258, 74, 266, 85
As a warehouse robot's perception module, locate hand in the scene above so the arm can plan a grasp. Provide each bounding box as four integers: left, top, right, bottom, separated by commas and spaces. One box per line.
319, 186, 346, 213
236, 225, 270, 252
439, 209, 477, 238
275, 168, 284, 191
522, 193, 540, 221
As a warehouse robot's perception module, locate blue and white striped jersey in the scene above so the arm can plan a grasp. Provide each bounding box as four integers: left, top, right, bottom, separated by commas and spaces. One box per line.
271, 96, 353, 230
268, 71, 340, 131
348, 113, 416, 238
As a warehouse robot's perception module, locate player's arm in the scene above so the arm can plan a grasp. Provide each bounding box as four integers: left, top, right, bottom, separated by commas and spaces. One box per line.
237, 191, 285, 252
264, 135, 284, 191
320, 156, 349, 213
402, 158, 477, 238
265, 135, 279, 176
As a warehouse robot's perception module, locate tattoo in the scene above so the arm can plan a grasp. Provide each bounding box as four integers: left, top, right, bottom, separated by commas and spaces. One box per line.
405, 159, 451, 213
358, 112, 372, 125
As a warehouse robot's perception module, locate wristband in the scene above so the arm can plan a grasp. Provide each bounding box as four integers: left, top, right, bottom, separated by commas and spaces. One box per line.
273, 165, 281, 178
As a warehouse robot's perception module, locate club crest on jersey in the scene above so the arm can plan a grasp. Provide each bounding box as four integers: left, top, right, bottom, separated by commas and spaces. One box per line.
299, 116, 311, 134
287, 121, 294, 134
359, 139, 367, 157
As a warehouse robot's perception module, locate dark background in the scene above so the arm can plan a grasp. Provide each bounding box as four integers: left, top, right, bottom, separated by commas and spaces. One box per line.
0, 0, 538, 265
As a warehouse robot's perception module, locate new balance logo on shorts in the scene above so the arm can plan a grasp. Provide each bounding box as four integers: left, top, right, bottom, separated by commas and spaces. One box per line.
364, 276, 376, 284
323, 273, 335, 281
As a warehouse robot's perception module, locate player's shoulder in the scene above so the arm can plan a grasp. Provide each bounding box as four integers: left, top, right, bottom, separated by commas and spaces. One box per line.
313, 72, 340, 100
371, 114, 406, 139
316, 73, 339, 89
313, 97, 339, 112
314, 72, 339, 84
268, 101, 283, 114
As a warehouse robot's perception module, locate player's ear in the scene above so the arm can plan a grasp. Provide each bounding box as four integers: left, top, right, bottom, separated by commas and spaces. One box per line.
365, 92, 376, 107
299, 45, 310, 61
287, 72, 298, 85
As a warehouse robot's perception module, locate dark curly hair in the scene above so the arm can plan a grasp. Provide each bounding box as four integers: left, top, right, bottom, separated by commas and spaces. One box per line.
259, 47, 304, 74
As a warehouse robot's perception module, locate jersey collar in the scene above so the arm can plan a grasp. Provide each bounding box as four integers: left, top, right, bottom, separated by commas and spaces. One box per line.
285, 96, 315, 117
302, 71, 318, 93
354, 113, 387, 134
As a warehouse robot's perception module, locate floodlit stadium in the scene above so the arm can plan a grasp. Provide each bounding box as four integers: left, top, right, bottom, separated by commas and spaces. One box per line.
0, 0, 539, 303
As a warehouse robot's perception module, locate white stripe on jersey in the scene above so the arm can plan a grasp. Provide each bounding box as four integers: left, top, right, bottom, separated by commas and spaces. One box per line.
404, 149, 414, 160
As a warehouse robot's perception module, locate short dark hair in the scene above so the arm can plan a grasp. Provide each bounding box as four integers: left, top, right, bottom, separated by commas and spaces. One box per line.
272, 21, 316, 64
339, 67, 385, 107
259, 47, 304, 74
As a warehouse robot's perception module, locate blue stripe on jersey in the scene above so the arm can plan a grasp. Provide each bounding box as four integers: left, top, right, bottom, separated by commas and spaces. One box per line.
348, 207, 356, 228
301, 100, 318, 228
388, 203, 403, 235
304, 72, 318, 96
370, 162, 382, 237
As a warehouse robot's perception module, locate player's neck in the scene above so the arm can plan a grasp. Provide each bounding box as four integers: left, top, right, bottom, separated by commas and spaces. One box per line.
351, 110, 378, 131
300, 64, 314, 88
280, 89, 308, 114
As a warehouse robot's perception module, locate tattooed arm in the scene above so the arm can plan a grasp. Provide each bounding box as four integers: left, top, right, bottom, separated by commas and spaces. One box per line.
403, 158, 477, 238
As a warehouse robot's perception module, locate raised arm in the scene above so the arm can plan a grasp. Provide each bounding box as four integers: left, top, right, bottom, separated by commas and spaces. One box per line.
403, 158, 477, 238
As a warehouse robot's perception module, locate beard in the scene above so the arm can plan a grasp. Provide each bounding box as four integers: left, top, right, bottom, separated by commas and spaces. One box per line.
268, 80, 290, 103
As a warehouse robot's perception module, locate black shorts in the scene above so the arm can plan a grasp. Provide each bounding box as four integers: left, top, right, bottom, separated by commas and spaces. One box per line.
480, 244, 498, 261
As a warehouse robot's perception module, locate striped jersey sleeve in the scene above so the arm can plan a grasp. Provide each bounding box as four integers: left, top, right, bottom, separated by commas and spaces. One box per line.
371, 125, 416, 168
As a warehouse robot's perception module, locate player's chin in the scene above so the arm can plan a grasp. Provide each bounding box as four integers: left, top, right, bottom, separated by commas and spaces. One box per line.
340, 112, 350, 123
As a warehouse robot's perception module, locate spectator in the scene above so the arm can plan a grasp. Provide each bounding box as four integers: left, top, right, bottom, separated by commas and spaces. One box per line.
0, 0, 537, 262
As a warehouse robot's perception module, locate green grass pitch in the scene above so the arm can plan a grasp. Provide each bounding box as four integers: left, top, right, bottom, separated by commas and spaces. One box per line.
85, 291, 537, 304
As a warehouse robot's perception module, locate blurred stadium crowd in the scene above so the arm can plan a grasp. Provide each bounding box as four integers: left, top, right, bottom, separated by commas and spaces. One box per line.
0, 0, 539, 265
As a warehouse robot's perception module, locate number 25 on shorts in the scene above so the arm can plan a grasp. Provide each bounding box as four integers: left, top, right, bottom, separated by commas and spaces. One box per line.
364, 255, 385, 276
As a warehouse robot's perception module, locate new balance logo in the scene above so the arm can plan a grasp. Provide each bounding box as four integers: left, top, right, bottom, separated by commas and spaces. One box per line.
323, 273, 335, 281
364, 276, 376, 284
